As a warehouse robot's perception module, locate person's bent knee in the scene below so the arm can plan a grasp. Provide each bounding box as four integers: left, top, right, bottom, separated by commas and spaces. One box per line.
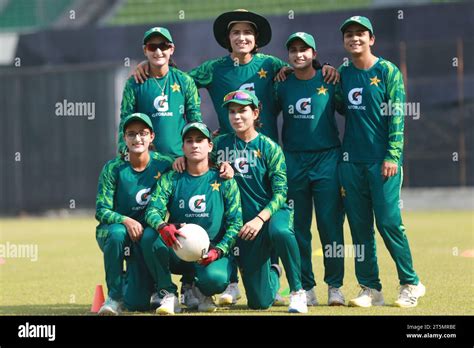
196, 271, 228, 296
105, 223, 128, 244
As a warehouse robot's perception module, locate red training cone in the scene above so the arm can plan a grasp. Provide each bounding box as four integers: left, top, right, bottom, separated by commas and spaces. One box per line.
91, 285, 105, 313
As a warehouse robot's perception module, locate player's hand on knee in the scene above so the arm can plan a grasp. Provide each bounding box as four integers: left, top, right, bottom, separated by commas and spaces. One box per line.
158, 223, 185, 250
381, 161, 398, 179
123, 217, 144, 242
274, 66, 293, 82
322, 65, 340, 84
133, 60, 149, 84
219, 161, 234, 179
173, 156, 186, 173
239, 218, 264, 241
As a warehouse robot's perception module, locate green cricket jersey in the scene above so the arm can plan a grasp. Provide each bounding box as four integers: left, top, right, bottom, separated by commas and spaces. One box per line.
188, 54, 288, 142
145, 169, 242, 255
275, 71, 341, 152
336, 57, 405, 164
95, 151, 173, 225
212, 133, 288, 222
118, 67, 202, 157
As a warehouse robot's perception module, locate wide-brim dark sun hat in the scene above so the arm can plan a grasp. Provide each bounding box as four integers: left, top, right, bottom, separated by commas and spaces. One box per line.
213, 9, 272, 49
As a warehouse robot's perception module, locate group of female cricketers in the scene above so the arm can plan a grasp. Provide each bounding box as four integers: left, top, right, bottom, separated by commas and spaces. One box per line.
95, 9, 424, 315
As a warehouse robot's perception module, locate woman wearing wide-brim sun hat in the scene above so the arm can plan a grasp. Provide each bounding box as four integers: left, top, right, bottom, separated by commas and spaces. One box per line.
212, 8, 272, 52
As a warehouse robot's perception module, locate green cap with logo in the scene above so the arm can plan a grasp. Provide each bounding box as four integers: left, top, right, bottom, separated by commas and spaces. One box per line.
221, 90, 259, 108
182, 122, 212, 140
123, 113, 154, 131
340, 16, 374, 35
143, 27, 173, 44
286, 32, 316, 51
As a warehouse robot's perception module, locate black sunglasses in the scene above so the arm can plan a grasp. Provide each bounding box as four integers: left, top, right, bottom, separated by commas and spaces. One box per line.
145, 42, 172, 52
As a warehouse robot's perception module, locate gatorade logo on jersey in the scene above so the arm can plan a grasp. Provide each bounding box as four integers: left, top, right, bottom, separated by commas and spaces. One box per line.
295, 98, 312, 114
189, 195, 206, 213
152, 95, 173, 116
136, 188, 152, 206
293, 98, 314, 119
186, 195, 209, 218
235, 158, 249, 174
348, 88, 366, 110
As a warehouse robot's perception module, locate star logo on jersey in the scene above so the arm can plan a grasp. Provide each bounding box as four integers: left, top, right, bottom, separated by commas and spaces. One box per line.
340, 187, 346, 198
317, 85, 328, 95
253, 149, 262, 159
171, 82, 181, 92
154, 171, 161, 180
210, 180, 221, 192
370, 76, 381, 86
257, 68, 267, 79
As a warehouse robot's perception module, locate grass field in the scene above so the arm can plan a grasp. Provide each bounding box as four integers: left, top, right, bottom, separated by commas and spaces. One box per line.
0, 211, 472, 316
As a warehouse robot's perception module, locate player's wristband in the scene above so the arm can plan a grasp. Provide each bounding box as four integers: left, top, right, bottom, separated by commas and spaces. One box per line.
256, 215, 266, 224
157, 222, 168, 231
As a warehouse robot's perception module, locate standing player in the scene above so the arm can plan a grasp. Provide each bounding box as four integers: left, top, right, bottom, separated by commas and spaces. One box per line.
142, 122, 243, 315
275, 32, 345, 306
212, 90, 307, 313
119, 27, 202, 158
95, 113, 173, 315
336, 16, 425, 307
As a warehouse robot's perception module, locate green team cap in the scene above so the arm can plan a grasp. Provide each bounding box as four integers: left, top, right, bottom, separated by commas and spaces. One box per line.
221, 90, 259, 108
182, 122, 212, 140
286, 32, 316, 51
123, 113, 154, 132
143, 27, 173, 44
340, 16, 374, 35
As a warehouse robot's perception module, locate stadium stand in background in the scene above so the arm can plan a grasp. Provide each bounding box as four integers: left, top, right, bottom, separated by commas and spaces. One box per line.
0, 0, 462, 31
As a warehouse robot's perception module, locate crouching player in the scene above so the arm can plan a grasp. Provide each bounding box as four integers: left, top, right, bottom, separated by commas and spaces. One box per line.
214, 90, 308, 313
142, 122, 243, 315
95, 113, 174, 315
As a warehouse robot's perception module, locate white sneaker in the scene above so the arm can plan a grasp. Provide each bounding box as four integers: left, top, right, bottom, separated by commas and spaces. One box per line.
349, 285, 384, 307
98, 297, 122, 316
394, 282, 426, 308
288, 289, 308, 313
218, 282, 241, 306
156, 293, 181, 315
328, 286, 345, 306
182, 283, 199, 309
306, 287, 319, 306
150, 292, 162, 310
194, 286, 217, 312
